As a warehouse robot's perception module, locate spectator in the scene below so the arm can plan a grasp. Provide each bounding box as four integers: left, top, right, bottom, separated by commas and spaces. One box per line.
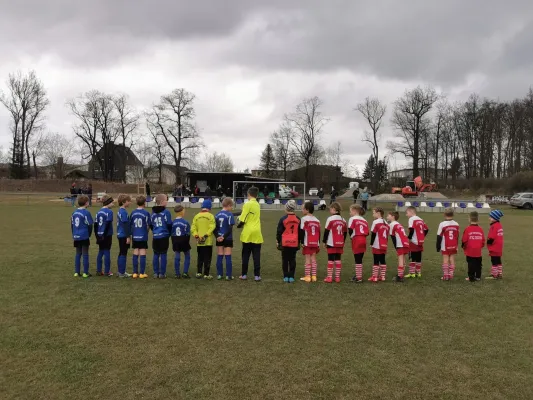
194, 185, 200, 196
217, 185, 224, 197
360, 189, 370, 211
352, 187, 360, 203
330, 188, 337, 205
205, 186, 212, 198
70, 183, 78, 207
87, 183, 93, 206
145, 181, 151, 198
318, 188, 324, 200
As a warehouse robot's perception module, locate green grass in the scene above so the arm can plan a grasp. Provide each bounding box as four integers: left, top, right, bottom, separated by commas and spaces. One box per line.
1, 197, 533, 400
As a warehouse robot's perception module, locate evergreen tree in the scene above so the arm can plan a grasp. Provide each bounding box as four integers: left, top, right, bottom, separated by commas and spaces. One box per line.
259, 144, 277, 177
362, 155, 388, 189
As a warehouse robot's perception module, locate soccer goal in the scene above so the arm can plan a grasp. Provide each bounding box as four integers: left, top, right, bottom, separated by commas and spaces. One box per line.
232, 181, 307, 204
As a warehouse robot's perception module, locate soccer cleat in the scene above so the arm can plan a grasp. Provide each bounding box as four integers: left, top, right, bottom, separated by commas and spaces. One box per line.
159, 274, 167, 279
416, 273, 422, 278
239, 275, 248, 280
175, 274, 182, 279
82, 273, 92, 278
335, 278, 341, 283
324, 277, 333, 283
217, 275, 223, 280
380, 277, 386, 282
283, 277, 289, 283
368, 277, 378, 282
132, 274, 139, 279
225, 276, 234, 281
302, 276, 312, 283
74, 273, 80, 277
404, 274, 414, 279
254, 276, 262, 282
139, 274, 148, 279
392, 275, 404, 283
118, 272, 131, 278
311, 276, 317, 282
195, 273, 203, 279
204, 275, 213, 280
289, 278, 295, 283
96, 271, 104, 276
105, 272, 114, 277
182, 273, 190, 279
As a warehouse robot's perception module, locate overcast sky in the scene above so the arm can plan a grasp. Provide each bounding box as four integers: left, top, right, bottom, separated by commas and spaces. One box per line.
1, 0, 532, 171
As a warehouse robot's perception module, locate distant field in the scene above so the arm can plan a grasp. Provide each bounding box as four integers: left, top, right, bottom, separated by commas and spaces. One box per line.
1, 196, 532, 400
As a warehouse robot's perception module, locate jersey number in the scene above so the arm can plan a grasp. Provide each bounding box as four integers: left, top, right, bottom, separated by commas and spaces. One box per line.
311, 226, 316, 236
134, 218, 143, 228
448, 231, 454, 240
219, 218, 225, 228
154, 217, 163, 227
360, 225, 365, 234
336, 225, 343, 235
98, 216, 104, 226
382, 230, 387, 239
74, 217, 80, 227
176, 227, 181, 236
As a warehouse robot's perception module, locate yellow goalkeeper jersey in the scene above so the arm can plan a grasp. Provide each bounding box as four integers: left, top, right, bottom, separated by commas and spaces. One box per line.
191, 211, 216, 246
240, 198, 263, 244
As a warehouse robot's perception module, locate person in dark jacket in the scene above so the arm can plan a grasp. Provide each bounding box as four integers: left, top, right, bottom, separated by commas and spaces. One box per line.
87, 183, 93, 206
145, 181, 151, 198
70, 183, 78, 207
318, 188, 324, 200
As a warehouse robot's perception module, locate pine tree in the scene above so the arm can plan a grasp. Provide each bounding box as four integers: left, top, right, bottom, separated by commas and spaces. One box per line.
362, 155, 388, 189
259, 144, 277, 177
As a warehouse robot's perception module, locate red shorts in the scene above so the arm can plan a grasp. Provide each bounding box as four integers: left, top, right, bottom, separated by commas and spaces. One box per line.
441, 250, 457, 256
396, 247, 410, 256
302, 246, 319, 255
327, 247, 344, 255
372, 249, 387, 255
409, 243, 423, 252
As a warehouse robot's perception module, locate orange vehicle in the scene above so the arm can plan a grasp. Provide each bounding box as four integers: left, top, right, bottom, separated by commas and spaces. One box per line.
391, 176, 437, 197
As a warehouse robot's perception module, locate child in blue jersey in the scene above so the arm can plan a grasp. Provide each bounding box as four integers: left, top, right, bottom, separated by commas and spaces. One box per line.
130, 195, 151, 279
214, 197, 236, 280
116, 194, 132, 278
150, 193, 173, 278
171, 205, 191, 279
95, 195, 115, 276
71, 195, 93, 278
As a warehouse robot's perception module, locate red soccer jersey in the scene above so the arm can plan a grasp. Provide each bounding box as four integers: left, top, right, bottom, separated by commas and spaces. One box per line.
300, 215, 321, 248
409, 216, 428, 251
390, 221, 410, 249
437, 220, 460, 253
325, 215, 347, 248
371, 218, 388, 254
462, 225, 485, 257
349, 215, 369, 253
487, 221, 504, 256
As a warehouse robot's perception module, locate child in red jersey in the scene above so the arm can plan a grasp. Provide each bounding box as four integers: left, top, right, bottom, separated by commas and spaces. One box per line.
369, 207, 389, 282
406, 206, 428, 278
276, 200, 301, 283
300, 201, 321, 283
462, 211, 485, 282
348, 204, 369, 283
323, 202, 347, 283
436, 208, 460, 281
487, 209, 504, 280
387, 211, 410, 283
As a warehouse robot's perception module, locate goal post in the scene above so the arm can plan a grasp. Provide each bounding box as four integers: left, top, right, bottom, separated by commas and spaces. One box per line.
232, 181, 307, 203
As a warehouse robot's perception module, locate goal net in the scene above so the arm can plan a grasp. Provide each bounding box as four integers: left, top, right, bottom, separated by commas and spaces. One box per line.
232, 181, 307, 203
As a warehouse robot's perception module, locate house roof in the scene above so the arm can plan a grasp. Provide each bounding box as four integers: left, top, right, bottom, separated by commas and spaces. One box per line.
93, 144, 143, 166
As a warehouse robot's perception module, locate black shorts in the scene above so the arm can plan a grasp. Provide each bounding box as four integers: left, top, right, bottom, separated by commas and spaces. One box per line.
491, 256, 502, 265
411, 251, 422, 263
172, 236, 191, 253
97, 236, 112, 250
73, 239, 90, 248
118, 237, 130, 255
152, 237, 170, 254
216, 239, 234, 248
132, 241, 148, 249
327, 253, 341, 261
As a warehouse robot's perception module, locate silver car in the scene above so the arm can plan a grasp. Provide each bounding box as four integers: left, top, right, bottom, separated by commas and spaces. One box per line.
510, 192, 533, 209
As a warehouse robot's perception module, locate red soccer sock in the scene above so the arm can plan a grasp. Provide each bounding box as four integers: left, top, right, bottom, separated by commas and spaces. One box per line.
311, 261, 317, 276
372, 265, 379, 278
491, 264, 498, 277
416, 262, 422, 274
409, 262, 416, 275
449, 264, 455, 278
335, 261, 342, 279
497, 264, 503, 277
305, 263, 311, 276
398, 265, 405, 279
380, 265, 387, 281
327, 261, 334, 278
355, 264, 363, 280
442, 264, 449, 279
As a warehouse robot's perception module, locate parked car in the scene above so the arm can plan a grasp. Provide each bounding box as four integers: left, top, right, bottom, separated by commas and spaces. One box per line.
308, 187, 318, 196
510, 192, 533, 209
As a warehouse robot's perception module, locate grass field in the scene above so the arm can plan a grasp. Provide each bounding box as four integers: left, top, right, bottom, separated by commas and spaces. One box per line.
1, 196, 533, 400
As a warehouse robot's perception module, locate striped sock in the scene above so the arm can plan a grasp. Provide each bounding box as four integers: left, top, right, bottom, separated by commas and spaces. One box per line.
372, 265, 379, 278
305, 263, 311, 277
355, 264, 363, 280
498, 265, 503, 277
491, 264, 498, 277
380, 265, 387, 281
409, 262, 416, 275
442, 264, 449, 279
311, 261, 317, 277
335, 261, 342, 280
449, 264, 455, 278
327, 261, 334, 278
416, 263, 422, 274
398, 265, 405, 279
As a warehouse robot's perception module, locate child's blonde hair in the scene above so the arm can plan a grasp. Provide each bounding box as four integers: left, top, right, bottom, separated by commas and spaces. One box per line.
350, 204, 365, 216
222, 198, 234, 208
330, 202, 342, 214
406, 206, 417, 214
118, 194, 131, 206
174, 205, 185, 216
155, 193, 167, 206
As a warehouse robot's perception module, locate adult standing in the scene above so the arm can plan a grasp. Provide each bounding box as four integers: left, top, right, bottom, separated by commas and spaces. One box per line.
352, 186, 359, 204
318, 188, 324, 200
70, 183, 78, 207
360, 189, 370, 211
145, 181, 151, 198
87, 183, 93, 207
217, 185, 224, 198
205, 186, 212, 198
330, 188, 337, 205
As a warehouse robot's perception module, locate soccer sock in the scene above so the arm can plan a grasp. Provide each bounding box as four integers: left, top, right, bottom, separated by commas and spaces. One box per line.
356, 264, 363, 281
96, 251, 103, 273
305, 263, 311, 277
327, 261, 334, 278
498, 264, 503, 277
311, 261, 317, 277
372, 265, 379, 279
398, 265, 405, 279
160, 253, 167, 276
491, 264, 498, 277
104, 250, 111, 274
117, 256, 124, 274
132, 255, 139, 274
83, 254, 89, 275
140, 255, 146, 275
380, 265, 387, 281
184, 252, 190, 274
174, 252, 181, 275
416, 262, 422, 274
335, 261, 342, 280
409, 262, 416, 275
225, 255, 232, 277
216, 255, 224, 276
442, 264, 449, 279
75, 253, 81, 274
153, 254, 160, 275
449, 264, 455, 278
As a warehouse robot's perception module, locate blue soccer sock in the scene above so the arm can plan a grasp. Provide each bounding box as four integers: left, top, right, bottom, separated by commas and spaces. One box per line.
216, 255, 224, 276
104, 250, 111, 274
96, 251, 104, 273
225, 255, 233, 277
83, 254, 89, 275
153, 254, 160, 275
140, 255, 146, 275
184, 252, 190, 274
132, 255, 139, 274
74, 252, 81, 275
174, 252, 181, 275
118, 255, 127, 274
160, 253, 167, 276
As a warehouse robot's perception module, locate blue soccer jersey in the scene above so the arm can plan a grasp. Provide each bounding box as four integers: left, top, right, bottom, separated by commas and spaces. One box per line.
214, 210, 235, 240
71, 208, 93, 241
95, 208, 114, 237
150, 207, 172, 238
172, 217, 191, 237
130, 208, 151, 242
117, 207, 130, 238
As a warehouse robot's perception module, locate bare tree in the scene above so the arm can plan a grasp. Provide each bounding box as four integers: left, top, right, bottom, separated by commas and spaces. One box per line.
0, 70, 49, 178
146, 89, 202, 184
202, 151, 234, 172
390, 86, 439, 177
113, 94, 139, 149
39, 133, 76, 178
0, 146, 9, 164
270, 124, 296, 181
356, 97, 386, 187
285, 96, 329, 184
143, 122, 168, 184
